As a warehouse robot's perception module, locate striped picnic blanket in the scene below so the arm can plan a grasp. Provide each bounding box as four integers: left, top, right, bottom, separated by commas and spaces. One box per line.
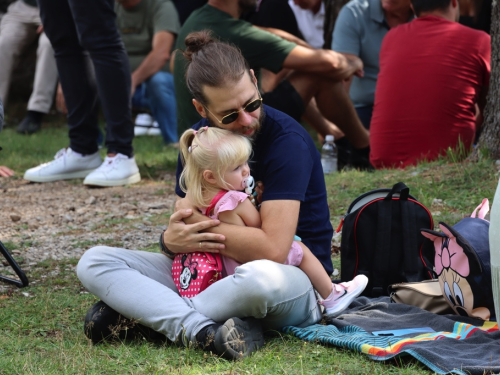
285, 297, 499, 375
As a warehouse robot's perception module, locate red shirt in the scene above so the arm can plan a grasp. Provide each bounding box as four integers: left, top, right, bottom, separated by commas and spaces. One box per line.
370, 16, 490, 169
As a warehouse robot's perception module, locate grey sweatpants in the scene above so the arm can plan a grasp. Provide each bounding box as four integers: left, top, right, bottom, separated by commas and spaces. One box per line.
0, 0, 58, 112
77, 246, 322, 345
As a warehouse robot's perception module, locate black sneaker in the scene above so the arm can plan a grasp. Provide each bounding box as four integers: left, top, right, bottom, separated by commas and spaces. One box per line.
16, 115, 42, 134
83, 301, 166, 344
197, 317, 265, 360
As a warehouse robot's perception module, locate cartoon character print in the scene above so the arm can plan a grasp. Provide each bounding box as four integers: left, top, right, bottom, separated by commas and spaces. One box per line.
179, 254, 198, 290
421, 221, 490, 320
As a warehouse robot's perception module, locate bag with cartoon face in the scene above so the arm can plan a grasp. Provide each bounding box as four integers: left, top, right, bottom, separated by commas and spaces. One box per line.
172, 252, 222, 298
421, 199, 494, 320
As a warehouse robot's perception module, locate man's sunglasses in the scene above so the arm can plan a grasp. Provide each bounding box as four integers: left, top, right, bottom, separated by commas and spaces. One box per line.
205, 90, 263, 125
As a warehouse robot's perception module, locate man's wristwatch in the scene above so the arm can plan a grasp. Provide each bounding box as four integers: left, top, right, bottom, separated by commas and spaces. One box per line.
159, 231, 176, 259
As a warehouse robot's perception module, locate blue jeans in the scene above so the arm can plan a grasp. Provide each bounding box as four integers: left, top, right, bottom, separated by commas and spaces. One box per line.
132, 72, 178, 144
38, 0, 134, 157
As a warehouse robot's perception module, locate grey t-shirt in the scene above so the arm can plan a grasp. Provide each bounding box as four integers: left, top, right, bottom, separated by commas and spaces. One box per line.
332, 0, 390, 107
115, 0, 180, 72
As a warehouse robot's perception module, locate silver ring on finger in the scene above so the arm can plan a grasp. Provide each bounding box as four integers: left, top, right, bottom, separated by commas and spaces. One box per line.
199, 241, 202, 249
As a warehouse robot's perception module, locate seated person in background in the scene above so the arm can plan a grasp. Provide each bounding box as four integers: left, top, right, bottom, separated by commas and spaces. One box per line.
369, 0, 490, 169
0, 98, 14, 177
172, 0, 207, 25
288, 0, 325, 49
242, 0, 344, 143
116, 0, 180, 144
333, 0, 413, 129
332, 0, 412, 168
0, 0, 58, 135
173, 0, 370, 152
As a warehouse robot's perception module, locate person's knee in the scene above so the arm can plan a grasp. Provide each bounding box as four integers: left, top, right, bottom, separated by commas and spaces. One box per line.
77, 245, 115, 283
234, 260, 306, 300
146, 72, 174, 97
0, 32, 20, 51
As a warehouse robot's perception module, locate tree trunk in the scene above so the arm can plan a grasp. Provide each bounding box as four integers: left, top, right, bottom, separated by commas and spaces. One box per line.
323, 0, 350, 49
471, 0, 500, 160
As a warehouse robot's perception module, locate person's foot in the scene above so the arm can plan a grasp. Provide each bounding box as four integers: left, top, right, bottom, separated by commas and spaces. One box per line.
23, 148, 102, 182
196, 317, 265, 360
84, 301, 166, 344
320, 274, 369, 316
83, 153, 141, 187
134, 113, 153, 136
16, 111, 44, 134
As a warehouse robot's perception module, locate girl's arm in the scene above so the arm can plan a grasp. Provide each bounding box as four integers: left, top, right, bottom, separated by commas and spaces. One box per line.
218, 198, 262, 228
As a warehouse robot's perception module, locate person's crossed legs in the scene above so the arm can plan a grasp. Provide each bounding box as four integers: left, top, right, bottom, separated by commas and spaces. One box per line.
77, 246, 321, 359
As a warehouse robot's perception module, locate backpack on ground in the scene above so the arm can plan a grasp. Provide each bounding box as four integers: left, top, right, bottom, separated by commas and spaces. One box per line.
338, 182, 435, 297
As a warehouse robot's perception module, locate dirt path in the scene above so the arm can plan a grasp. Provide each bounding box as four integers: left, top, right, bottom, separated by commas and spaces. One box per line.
0, 177, 178, 286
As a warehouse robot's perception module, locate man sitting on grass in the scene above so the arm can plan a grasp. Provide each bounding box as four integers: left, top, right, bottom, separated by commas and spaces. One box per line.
76, 30, 346, 360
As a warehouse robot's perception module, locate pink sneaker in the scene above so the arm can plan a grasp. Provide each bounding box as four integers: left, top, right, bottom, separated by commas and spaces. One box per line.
320, 275, 369, 316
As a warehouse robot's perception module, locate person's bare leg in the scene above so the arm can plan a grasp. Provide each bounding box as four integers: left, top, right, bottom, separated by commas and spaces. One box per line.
302, 98, 344, 140
288, 72, 369, 149
297, 243, 333, 299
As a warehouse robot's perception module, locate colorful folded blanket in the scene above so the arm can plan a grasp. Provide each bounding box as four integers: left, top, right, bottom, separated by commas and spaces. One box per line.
285, 297, 499, 375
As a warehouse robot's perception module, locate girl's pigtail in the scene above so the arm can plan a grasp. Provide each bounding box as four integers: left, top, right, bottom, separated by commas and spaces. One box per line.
179, 129, 197, 167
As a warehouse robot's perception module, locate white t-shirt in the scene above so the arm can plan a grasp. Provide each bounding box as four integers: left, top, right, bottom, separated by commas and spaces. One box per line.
288, 0, 325, 49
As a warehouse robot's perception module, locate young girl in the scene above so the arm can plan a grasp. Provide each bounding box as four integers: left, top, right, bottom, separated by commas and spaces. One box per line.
175, 126, 368, 315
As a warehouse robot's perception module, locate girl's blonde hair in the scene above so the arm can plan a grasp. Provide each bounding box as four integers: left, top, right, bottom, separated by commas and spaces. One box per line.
179, 127, 252, 208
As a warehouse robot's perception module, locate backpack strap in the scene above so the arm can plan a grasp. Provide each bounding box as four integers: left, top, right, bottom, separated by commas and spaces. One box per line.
400, 197, 421, 282
372, 182, 412, 296
371, 199, 393, 297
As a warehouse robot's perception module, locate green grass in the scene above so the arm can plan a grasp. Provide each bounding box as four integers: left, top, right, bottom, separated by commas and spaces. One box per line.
1, 112, 499, 374
0, 113, 179, 178
0, 259, 431, 374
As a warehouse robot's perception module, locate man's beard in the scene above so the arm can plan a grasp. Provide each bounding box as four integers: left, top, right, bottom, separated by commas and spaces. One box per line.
207, 109, 265, 140
238, 0, 259, 14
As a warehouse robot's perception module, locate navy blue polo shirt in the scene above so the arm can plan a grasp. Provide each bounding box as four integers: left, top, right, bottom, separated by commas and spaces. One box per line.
175, 105, 333, 274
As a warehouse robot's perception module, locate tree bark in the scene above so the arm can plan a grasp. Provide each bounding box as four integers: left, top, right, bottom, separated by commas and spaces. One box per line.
323, 0, 350, 49
470, 0, 500, 160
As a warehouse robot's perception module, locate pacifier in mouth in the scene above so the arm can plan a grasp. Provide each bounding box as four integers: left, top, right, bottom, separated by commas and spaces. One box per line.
243, 175, 255, 195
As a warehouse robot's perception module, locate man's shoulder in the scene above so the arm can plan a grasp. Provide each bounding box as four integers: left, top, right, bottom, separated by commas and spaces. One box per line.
177, 5, 251, 45
257, 106, 315, 148
340, 0, 371, 17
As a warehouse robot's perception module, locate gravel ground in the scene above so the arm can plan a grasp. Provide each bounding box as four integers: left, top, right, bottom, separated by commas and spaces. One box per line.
0, 176, 177, 291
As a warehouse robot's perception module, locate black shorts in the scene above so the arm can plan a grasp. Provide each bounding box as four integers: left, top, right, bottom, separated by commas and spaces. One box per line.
262, 79, 305, 122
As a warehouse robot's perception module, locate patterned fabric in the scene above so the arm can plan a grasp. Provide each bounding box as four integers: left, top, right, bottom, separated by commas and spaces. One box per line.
284, 296, 500, 375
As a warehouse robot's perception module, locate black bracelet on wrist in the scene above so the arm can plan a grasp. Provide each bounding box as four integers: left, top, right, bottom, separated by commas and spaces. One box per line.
159, 231, 176, 258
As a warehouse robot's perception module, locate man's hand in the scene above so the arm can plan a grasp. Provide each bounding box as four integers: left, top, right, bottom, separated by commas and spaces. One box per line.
345, 54, 364, 78
0, 166, 14, 177
163, 209, 226, 254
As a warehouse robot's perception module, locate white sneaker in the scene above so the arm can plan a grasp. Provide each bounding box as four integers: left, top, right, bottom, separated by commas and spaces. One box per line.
147, 121, 161, 136
83, 153, 141, 187
134, 113, 153, 136
23, 148, 102, 182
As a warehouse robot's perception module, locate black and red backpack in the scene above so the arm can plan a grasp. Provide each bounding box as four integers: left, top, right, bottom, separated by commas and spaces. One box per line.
338, 182, 435, 297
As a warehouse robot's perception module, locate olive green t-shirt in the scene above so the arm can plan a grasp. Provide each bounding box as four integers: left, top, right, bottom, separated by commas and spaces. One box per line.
173, 4, 296, 134
115, 0, 180, 73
